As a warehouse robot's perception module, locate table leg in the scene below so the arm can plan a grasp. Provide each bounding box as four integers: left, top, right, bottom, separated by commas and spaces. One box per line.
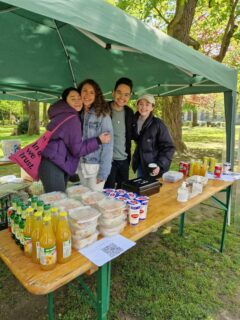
220, 186, 231, 253
179, 212, 185, 236
96, 262, 111, 320
48, 292, 54, 320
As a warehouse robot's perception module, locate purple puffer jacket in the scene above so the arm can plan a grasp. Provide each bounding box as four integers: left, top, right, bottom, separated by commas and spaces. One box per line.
42, 100, 99, 175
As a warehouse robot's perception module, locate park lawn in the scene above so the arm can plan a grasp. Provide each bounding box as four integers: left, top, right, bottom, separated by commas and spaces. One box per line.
0, 125, 240, 319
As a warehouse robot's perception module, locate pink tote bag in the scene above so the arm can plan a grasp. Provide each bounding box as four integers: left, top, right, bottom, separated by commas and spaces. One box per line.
9, 114, 76, 181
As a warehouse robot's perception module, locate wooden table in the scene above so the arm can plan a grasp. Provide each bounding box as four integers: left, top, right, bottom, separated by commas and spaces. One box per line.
0, 179, 233, 320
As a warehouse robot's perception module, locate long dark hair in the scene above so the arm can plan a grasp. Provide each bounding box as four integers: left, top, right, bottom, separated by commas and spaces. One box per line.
61, 87, 79, 102
77, 79, 110, 117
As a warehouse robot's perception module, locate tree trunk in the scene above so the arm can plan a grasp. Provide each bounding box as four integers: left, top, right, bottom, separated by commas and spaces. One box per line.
28, 102, 40, 135
42, 103, 49, 127
163, 0, 198, 152
22, 101, 29, 119
192, 110, 198, 127
162, 96, 187, 152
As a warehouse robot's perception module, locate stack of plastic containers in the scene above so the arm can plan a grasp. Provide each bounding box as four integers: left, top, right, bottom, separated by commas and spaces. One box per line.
53, 198, 84, 212
96, 198, 126, 236
66, 185, 91, 201
68, 206, 100, 249
39, 191, 67, 204
81, 191, 106, 206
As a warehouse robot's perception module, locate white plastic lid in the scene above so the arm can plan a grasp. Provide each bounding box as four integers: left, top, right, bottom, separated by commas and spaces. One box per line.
69, 206, 101, 223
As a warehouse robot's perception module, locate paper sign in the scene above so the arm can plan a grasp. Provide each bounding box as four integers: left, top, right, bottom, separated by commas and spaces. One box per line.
79, 235, 136, 266
207, 172, 240, 182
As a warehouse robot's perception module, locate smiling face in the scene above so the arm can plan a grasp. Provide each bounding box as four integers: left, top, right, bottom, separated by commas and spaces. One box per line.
80, 83, 96, 110
112, 84, 131, 109
66, 90, 82, 111
137, 99, 154, 119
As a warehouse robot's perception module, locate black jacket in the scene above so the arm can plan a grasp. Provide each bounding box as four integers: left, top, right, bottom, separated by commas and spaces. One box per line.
109, 102, 135, 163
132, 112, 175, 177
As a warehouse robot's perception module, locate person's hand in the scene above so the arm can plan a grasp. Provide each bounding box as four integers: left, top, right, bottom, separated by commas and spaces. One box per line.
152, 166, 160, 176
99, 132, 111, 144
97, 178, 104, 184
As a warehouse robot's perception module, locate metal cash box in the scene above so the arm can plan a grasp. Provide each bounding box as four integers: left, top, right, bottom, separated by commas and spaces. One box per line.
122, 177, 161, 196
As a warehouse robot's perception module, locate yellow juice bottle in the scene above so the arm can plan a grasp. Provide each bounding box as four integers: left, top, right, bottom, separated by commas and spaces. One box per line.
39, 216, 57, 271
31, 211, 42, 263
51, 207, 59, 234
56, 212, 72, 264
200, 162, 207, 176
193, 160, 201, 175
23, 207, 34, 258
189, 159, 195, 176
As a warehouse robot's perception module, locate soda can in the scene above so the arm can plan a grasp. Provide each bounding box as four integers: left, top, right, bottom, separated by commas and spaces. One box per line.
223, 162, 231, 175
179, 161, 189, 176
214, 165, 222, 178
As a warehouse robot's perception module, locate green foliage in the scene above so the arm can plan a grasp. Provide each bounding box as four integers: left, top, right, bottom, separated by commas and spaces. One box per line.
182, 103, 197, 112
0, 100, 22, 120
17, 119, 29, 134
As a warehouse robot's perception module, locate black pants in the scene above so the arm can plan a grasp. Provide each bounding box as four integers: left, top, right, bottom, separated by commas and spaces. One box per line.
39, 158, 69, 193
104, 159, 129, 189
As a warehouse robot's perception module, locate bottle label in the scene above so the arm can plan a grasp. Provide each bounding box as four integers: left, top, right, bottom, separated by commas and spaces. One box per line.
24, 235, 32, 254
15, 225, 20, 239
40, 246, 57, 266
63, 240, 72, 258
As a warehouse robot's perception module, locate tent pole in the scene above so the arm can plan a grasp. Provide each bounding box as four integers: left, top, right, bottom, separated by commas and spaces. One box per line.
224, 91, 236, 165
54, 20, 77, 88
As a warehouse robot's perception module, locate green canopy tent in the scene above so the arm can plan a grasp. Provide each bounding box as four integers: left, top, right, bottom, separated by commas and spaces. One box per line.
0, 0, 238, 164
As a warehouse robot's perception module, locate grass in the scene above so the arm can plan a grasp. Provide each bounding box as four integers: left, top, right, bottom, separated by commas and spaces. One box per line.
0, 125, 240, 319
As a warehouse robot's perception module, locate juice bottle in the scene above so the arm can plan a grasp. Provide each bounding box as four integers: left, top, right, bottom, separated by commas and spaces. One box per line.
10, 209, 16, 239
56, 212, 72, 264
31, 197, 38, 211
193, 160, 201, 176
39, 216, 57, 271
200, 162, 207, 177
37, 200, 44, 214
19, 216, 26, 250
188, 159, 195, 177
31, 211, 43, 263
23, 207, 34, 257
51, 207, 59, 234
43, 204, 51, 218
209, 157, 216, 173
14, 207, 22, 245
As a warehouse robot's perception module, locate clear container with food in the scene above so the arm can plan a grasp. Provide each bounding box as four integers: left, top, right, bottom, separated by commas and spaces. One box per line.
96, 198, 126, 218
68, 206, 100, 230
39, 191, 67, 204
81, 191, 106, 206
99, 221, 126, 237
66, 185, 90, 200
53, 198, 84, 212
70, 222, 98, 239
99, 213, 125, 228
72, 231, 99, 250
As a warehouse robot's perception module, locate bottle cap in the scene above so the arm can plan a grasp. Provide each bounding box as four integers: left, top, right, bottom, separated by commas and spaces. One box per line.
34, 211, 42, 217
51, 207, 58, 213
43, 216, 51, 222
44, 204, 51, 210
59, 211, 67, 217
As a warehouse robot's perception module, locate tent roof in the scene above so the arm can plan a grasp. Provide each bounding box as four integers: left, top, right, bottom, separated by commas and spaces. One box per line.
0, 0, 238, 101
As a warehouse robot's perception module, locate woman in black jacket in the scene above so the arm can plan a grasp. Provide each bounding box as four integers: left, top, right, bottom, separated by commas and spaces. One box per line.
132, 94, 175, 178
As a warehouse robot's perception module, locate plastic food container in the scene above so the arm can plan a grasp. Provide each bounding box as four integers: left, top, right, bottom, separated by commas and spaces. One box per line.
72, 231, 99, 250
81, 191, 106, 206
99, 221, 126, 237
70, 222, 98, 239
99, 213, 125, 228
66, 185, 90, 199
53, 198, 84, 212
162, 171, 184, 183
96, 198, 126, 218
39, 191, 67, 204
69, 206, 100, 230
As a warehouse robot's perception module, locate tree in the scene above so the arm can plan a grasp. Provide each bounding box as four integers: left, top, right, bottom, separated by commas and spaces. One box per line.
27, 101, 40, 135
42, 103, 49, 127
110, 0, 239, 152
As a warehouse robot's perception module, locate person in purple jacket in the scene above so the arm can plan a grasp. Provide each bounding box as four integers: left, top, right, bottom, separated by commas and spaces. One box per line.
39, 87, 111, 193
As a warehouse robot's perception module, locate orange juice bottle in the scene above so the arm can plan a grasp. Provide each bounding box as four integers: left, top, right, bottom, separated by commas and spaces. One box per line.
23, 207, 34, 258
56, 212, 72, 264
39, 216, 57, 271
31, 211, 42, 263
193, 160, 201, 175
200, 162, 207, 176
189, 159, 195, 176
51, 207, 59, 234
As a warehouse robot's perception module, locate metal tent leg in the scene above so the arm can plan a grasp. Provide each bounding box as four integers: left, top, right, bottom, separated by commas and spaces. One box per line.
48, 292, 54, 320
96, 262, 111, 320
